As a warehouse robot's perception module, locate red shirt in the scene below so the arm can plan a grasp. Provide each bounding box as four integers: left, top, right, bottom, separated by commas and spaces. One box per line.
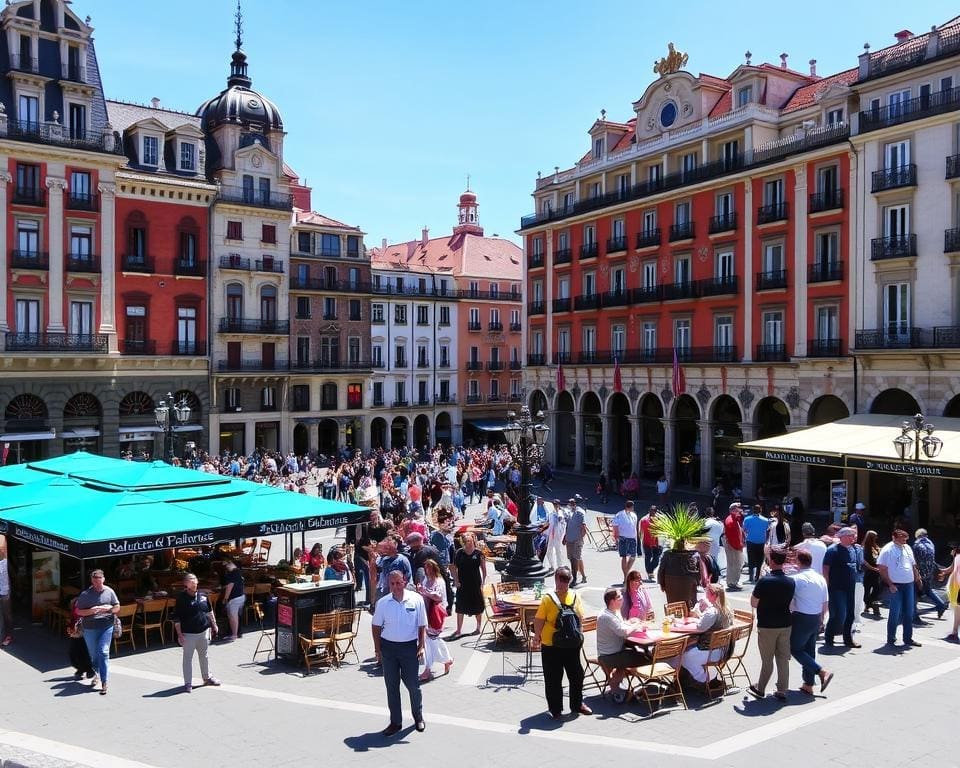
640, 515, 658, 548
723, 514, 744, 550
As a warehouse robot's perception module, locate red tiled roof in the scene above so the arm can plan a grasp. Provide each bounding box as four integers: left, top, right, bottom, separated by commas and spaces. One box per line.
708, 90, 733, 118
370, 232, 521, 281
782, 67, 858, 113
294, 209, 360, 231
864, 16, 960, 65
698, 73, 732, 90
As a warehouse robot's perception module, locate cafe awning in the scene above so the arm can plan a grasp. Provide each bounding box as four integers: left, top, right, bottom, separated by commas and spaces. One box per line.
466, 418, 510, 432
738, 414, 960, 478
0, 431, 56, 441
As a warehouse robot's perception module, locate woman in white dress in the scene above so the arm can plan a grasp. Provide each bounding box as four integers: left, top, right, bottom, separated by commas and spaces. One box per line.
671, 583, 733, 685
417, 559, 453, 681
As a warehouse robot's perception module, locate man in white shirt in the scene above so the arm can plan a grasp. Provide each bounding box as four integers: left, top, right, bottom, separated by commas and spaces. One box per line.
877, 529, 922, 648
789, 550, 832, 696
597, 588, 647, 702
794, 523, 828, 574
371, 571, 427, 736
611, 500, 639, 584
544, 499, 568, 571
702, 507, 724, 561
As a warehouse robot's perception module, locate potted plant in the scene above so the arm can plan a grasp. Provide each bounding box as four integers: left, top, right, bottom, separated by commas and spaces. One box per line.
650, 503, 710, 607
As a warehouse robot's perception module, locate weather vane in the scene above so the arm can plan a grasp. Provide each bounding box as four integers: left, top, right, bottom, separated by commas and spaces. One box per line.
234, 0, 243, 50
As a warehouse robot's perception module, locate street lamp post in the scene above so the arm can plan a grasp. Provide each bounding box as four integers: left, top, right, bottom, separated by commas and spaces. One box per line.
502, 405, 554, 586
892, 413, 942, 526
154, 392, 192, 464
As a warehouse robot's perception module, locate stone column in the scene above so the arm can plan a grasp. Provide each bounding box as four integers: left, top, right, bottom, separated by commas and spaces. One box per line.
785, 424, 808, 504
0, 169, 10, 335
698, 419, 715, 491
629, 415, 641, 478
661, 417, 676, 486
97, 182, 117, 340
545, 409, 559, 467
574, 410, 584, 473
601, 413, 614, 475
46, 176, 68, 332
740, 422, 759, 500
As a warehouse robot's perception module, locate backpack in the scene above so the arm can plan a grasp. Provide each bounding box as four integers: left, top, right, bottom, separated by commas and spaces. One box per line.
548, 592, 583, 649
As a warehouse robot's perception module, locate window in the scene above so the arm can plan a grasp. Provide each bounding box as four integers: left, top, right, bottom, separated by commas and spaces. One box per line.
762, 311, 784, 346
584, 225, 596, 246
372, 303, 384, 322
532, 330, 543, 355
395, 381, 406, 402
490, 308, 501, 325
612, 218, 625, 241
642, 322, 657, 352
617, 173, 630, 198
470, 345, 480, 363
70, 301, 93, 338
557, 329, 569, 356
721, 140, 739, 168
18, 94, 38, 127
438, 278, 449, 296
125, 305, 146, 349
737, 85, 753, 107
296, 296, 311, 319
589, 182, 601, 199
674, 256, 691, 284
764, 179, 783, 206
297, 232, 313, 253
612, 325, 625, 357
562, 192, 575, 212
70, 226, 92, 262
395, 344, 406, 367
242, 175, 254, 202
373, 382, 383, 406
440, 344, 450, 366
489, 283, 499, 298
323, 297, 336, 320
611, 267, 625, 294
716, 250, 734, 281
583, 272, 596, 296
179, 142, 196, 171
258, 177, 271, 205
224, 388, 241, 409
180, 232, 197, 265
129, 225, 146, 259
70, 171, 91, 204
297, 336, 310, 364
226, 284, 243, 319
888, 88, 911, 118
582, 327, 596, 354
142, 136, 159, 166
885, 139, 910, 169
177, 307, 197, 353
262, 387, 276, 410
675, 201, 690, 225
557, 277, 569, 300
261, 224, 276, 244
320, 337, 340, 365
817, 165, 838, 195
67, 45, 81, 79
417, 345, 428, 367
681, 152, 698, 179
321, 234, 340, 257
826, 108, 844, 125
416, 305, 429, 325
816, 232, 839, 267
68, 104, 86, 140
532, 281, 543, 303
673, 319, 691, 352
510, 308, 520, 326
346, 235, 360, 257
883, 205, 909, 238
642, 209, 657, 233
439, 306, 450, 326
764, 243, 784, 273
350, 299, 361, 321
469, 307, 480, 326
260, 287, 278, 324
16, 163, 39, 195
594, 137, 604, 158
716, 191, 734, 217
816, 306, 839, 342
226, 221, 243, 240
15, 298, 40, 334
647, 164, 662, 185
468, 380, 479, 397
489, 378, 500, 398
417, 277, 427, 295
348, 337, 361, 364
715, 316, 733, 349
643, 261, 657, 289
347, 384, 362, 409
440, 380, 451, 400
292, 385, 310, 411
17, 219, 39, 255
394, 305, 407, 324
942, 76, 954, 92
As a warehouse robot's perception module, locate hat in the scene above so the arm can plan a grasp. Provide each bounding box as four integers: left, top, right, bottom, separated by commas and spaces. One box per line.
801, 522, 816, 536
837, 527, 856, 537
854, 502, 865, 510
568, 498, 577, 504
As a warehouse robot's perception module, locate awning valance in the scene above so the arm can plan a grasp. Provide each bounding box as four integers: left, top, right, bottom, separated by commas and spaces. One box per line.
0, 432, 56, 441
466, 419, 509, 432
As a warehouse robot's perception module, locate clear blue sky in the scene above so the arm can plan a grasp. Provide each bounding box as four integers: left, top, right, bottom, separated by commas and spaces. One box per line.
90, 0, 956, 245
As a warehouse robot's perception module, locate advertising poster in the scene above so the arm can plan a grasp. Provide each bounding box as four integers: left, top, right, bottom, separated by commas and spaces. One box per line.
31, 550, 61, 621
830, 479, 848, 525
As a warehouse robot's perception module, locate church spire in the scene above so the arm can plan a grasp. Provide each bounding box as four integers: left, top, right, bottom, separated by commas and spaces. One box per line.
227, 0, 252, 88
453, 185, 483, 236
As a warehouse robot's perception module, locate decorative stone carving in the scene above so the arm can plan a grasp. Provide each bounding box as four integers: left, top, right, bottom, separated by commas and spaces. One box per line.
598, 385, 608, 399
738, 387, 755, 409
97, 181, 117, 198
662, 387, 674, 406
628, 255, 640, 272
545, 383, 556, 399
45, 176, 68, 192
785, 386, 800, 410
0, 170, 12, 184
628, 384, 639, 402
696, 386, 710, 408
653, 43, 689, 77
571, 383, 581, 399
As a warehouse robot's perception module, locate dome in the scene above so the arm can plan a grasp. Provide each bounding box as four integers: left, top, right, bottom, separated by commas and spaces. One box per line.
459, 190, 477, 205
196, 50, 283, 132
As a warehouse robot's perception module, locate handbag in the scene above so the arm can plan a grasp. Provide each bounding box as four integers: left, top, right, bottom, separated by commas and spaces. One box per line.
67, 617, 83, 639
113, 614, 122, 638
427, 599, 447, 632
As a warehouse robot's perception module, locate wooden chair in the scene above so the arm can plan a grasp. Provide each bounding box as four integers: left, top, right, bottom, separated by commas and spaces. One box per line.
241, 538, 258, 556
631, 635, 689, 713
117, 579, 137, 603
663, 601, 690, 620
701, 627, 735, 699
242, 585, 257, 625
720, 621, 754, 692
204, 591, 220, 615
492, 581, 520, 602
580, 615, 610, 695
251, 603, 275, 662
298, 613, 339, 674
478, 591, 522, 647
162, 597, 178, 641
113, 604, 139, 654
586, 516, 616, 550
135, 598, 168, 647
332, 607, 363, 664
255, 540, 272, 565
733, 608, 754, 625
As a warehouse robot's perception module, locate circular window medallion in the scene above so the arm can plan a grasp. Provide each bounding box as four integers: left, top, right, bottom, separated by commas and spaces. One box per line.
660, 101, 678, 128
252, 154, 263, 168
248, 98, 261, 109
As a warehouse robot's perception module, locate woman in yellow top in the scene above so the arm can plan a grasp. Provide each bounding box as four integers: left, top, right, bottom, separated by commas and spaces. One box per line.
531, 566, 592, 720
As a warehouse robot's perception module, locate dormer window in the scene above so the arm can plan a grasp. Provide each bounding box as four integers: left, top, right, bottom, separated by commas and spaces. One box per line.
826, 108, 844, 125
594, 138, 604, 159
179, 142, 196, 172
142, 136, 159, 166
737, 86, 753, 108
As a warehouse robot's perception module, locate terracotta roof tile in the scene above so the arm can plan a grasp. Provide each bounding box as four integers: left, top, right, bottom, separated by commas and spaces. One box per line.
708, 90, 733, 118
370, 232, 521, 281
294, 209, 361, 231
782, 67, 858, 113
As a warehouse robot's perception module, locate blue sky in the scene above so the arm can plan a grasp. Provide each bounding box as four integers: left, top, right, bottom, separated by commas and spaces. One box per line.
90, 0, 956, 245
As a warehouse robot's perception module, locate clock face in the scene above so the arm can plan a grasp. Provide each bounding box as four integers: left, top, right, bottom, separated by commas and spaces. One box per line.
660, 101, 678, 128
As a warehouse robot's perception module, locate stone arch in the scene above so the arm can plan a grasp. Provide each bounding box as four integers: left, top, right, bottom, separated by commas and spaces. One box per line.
4, 393, 49, 423
710, 394, 743, 491
413, 414, 431, 451
63, 392, 102, 419
555, 390, 575, 468
118, 391, 155, 418
319, 418, 339, 456
606, 392, 631, 481
390, 416, 409, 450
528, 389, 548, 417
639, 393, 665, 480
870, 388, 920, 416
753, 396, 791, 499
944, 393, 960, 418
370, 417, 388, 451
672, 394, 701, 488
435, 411, 452, 446
581, 391, 602, 470
293, 423, 309, 456
808, 394, 849, 425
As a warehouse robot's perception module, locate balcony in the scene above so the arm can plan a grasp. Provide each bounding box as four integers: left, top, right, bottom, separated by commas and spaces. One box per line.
569, 346, 738, 365
708, 212, 737, 234
606, 236, 628, 253
372, 398, 385, 407
322, 312, 337, 321
661, 280, 697, 301
574, 293, 601, 311
528, 252, 544, 269
488, 321, 503, 331
465, 394, 484, 404
371, 317, 385, 326
669, 222, 695, 242
757, 202, 789, 225
808, 260, 844, 282
807, 338, 844, 357
122, 254, 154, 273
219, 254, 251, 271
509, 321, 522, 332
527, 354, 546, 366
577, 351, 602, 364
3, 120, 124, 156
487, 394, 503, 403
509, 360, 522, 370
809, 189, 844, 213
554, 248, 572, 265
171, 340, 205, 355
852, 327, 959, 350
66, 192, 98, 211
9, 250, 49, 270
9, 54, 38, 72
465, 361, 484, 371
579, 243, 599, 260
394, 359, 409, 368
438, 360, 451, 369
254, 258, 284, 274
434, 394, 457, 405
552, 352, 572, 364
5, 332, 108, 352
65, 253, 100, 273
392, 399, 410, 408
487, 361, 505, 371
635, 228, 661, 249
416, 397, 432, 407
756, 269, 788, 290
12, 186, 45, 206
871, 165, 917, 193
699, 276, 738, 297
217, 358, 290, 373
290, 358, 373, 372
603, 289, 630, 308
218, 318, 290, 334
467, 321, 482, 331
631, 285, 662, 304
120, 339, 157, 355
552, 297, 572, 313
755, 343, 788, 362
175, 258, 205, 277
216, 185, 293, 211
871, 234, 917, 260
859, 86, 960, 131
948, 155, 960, 180
946, 228, 960, 254
528, 301, 545, 315
417, 360, 430, 369
371, 360, 386, 369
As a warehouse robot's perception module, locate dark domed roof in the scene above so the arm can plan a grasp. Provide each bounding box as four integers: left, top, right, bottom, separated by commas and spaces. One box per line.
196, 50, 283, 132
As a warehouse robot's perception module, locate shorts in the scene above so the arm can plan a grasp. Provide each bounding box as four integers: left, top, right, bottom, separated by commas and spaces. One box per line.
565, 540, 584, 561
618, 538, 638, 558
599, 649, 649, 669
225, 595, 246, 620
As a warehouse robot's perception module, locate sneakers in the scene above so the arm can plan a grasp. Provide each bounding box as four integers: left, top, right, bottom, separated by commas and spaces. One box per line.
91, 674, 101, 690
1, 635, 11, 647
204, 676, 222, 686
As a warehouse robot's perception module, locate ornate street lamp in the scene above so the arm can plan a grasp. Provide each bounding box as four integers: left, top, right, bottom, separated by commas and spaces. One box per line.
892, 413, 942, 525
502, 405, 553, 585
155, 391, 192, 464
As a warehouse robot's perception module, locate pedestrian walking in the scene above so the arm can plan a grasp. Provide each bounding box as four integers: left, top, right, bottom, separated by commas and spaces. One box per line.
723, 503, 745, 590
0, 535, 13, 647
612, 500, 639, 584
789, 550, 833, 697
639, 506, 662, 582
749, 549, 795, 701
939, 542, 960, 642
450, 533, 486, 638
220, 559, 245, 641
912, 528, 947, 622
74, 569, 119, 695
564, 497, 588, 586
743, 505, 770, 583
878, 529, 922, 647
822, 527, 861, 648
417, 560, 453, 681
372, 571, 427, 736
172, 573, 221, 693
544, 499, 568, 571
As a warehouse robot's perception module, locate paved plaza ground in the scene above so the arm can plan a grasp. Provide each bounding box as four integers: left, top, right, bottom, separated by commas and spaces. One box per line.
1, 475, 957, 767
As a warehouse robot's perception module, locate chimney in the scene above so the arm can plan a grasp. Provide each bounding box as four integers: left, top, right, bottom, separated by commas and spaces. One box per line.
780, 52, 788, 69
381, 237, 387, 251
421, 227, 429, 246
894, 29, 914, 43
809, 59, 817, 76
150, 97, 161, 109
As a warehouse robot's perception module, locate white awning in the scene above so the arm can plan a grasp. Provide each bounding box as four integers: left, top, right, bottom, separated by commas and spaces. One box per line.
0, 431, 57, 441
61, 428, 101, 439
172, 424, 204, 433
118, 426, 162, 434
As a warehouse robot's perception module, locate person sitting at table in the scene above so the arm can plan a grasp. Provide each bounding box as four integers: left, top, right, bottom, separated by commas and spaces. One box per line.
136, 556, 159, 595
669, 582, 733, 690
484, 497, 507, 536
622, 570, 653, 620
598, 587, 649, 703
306, 543, 325, 574
323, 548, 353, 582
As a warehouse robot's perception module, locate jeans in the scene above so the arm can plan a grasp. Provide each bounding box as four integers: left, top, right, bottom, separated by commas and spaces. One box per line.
790, 612, 823, 686
541, 643, 584, 715
916, 579, 947, 615
746, 542, 765, 581
825, 586, 855, 643
0, 593, 13, 638
83, 623, 114, 684
887, 582, 916, 643
642, 544, 662, 578
353, 551, 367, 595
380, 639, 422, 726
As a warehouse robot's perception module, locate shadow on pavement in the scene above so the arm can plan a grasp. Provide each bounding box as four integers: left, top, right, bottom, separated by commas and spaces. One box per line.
344, 726, 416, 751
517, 711, 565, 734
142, 685, 188, 698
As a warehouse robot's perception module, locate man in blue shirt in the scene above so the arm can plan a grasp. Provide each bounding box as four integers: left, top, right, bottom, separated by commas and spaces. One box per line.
821, 527, 861, 647
742, 506, 770, 583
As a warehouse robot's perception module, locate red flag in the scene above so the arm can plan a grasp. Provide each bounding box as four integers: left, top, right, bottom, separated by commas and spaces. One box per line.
613, 355, 622, 393
557, 361, 566, 392
672, 347, 686, 395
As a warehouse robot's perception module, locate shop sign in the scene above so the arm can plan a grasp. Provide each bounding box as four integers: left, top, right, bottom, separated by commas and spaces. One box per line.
846, 456, 960, 479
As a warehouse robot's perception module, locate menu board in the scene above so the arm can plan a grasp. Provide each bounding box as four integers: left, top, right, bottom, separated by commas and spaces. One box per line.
830, 479, 848, 524
32, 550, 60, 621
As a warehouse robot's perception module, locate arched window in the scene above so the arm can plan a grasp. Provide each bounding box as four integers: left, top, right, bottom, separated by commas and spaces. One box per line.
260, 285, 277, 322
226, 284, 243, 319
119, 391, 154, 417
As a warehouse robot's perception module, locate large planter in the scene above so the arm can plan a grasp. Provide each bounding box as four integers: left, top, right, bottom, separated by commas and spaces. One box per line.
658, 549, 698, 607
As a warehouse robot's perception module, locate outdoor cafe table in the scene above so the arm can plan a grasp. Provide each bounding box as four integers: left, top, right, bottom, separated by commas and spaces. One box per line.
499, 591, 542, 670
625, 619, 704, 649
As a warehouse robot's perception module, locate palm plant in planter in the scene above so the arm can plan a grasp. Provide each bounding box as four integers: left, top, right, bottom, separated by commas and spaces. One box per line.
650, 503, 710, 607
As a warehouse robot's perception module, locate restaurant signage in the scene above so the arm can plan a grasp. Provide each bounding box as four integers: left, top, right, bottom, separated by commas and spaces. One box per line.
738, 447, 844, 467
246, 509, 370, 538
845, 456, 960, 479
5, 522, 80, 557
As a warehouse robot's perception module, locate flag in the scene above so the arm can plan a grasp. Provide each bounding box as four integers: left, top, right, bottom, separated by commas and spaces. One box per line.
613, 355, 622, 393
672, 347, 686, 395
557, 361, 566, 392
